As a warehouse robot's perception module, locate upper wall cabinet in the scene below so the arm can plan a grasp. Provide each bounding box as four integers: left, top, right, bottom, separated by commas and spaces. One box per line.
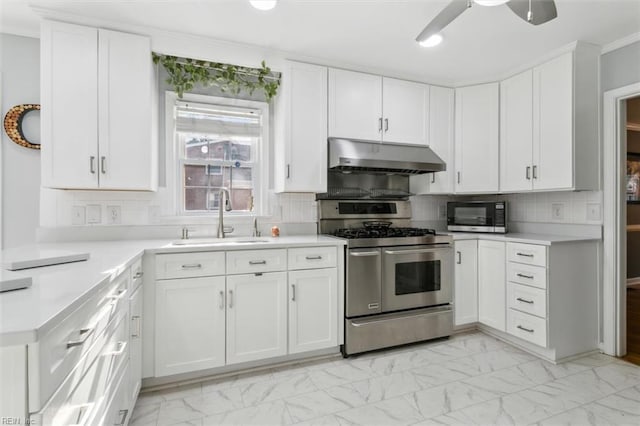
455, 83, 500, 193
328, 69, 429, 146
410, 86, 455, 194
274, 61, 328, 193
500, 44, 600, 192
41, 20, 157, 191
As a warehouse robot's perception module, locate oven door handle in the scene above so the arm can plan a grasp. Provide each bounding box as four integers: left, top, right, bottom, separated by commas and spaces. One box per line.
349, 251, 380, 257
384, 248, 439, 255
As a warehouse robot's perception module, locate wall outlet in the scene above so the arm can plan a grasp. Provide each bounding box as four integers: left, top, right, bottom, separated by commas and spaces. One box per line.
87, 205, 101, 224
551, 203, 565, 221
71, 206, 86, 225
587, 203, 602, 221
107, 205, 122, 225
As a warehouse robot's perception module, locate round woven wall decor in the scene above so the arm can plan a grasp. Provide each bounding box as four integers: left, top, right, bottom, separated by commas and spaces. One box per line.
3, 104, 41, 150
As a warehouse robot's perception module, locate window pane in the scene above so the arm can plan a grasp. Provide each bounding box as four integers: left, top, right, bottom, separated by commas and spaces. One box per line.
184, 165, 208, 187
185, 188, 208, 211
230, 189, 253, 211
184, 136, 210, 160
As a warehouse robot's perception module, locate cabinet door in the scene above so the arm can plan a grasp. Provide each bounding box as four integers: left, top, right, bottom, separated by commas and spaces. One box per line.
289, 268, 338, 354
129, 285, 143, 404
500, 70, 534, 192
454, 83, 500, 193
454, 240, 478, 326
478, 240, 506, 331
226, 272, 287, 364
98, 29, 156, 190
382, 77, 429, 146
41, 20, 99, 189
411, 86, 454, 194
328, 68, 382, 141
275, 61, 327, 193
533, 52, 573, 190
155, 277, 226, 377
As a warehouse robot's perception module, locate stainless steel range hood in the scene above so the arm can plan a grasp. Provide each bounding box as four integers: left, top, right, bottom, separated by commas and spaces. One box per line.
328, 138, 446, 175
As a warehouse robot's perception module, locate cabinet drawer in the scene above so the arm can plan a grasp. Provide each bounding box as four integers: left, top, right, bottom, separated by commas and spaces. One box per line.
507, 242, 547, 267
507, 309, 547, 347
507, 282, 547, 318
288, 246, 337, 270
507, 262, 547, 290
30, 271, 129, 411
156, 252, 225, 279
227, 249, 287, 274
130, 257, 143, 289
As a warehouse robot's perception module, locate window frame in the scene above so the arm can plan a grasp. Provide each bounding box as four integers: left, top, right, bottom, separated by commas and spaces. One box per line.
165, 91, 270, 217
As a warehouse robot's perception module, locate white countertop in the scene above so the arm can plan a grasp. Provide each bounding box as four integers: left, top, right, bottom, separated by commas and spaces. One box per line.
0, 236, 345, 347
446, 232, 600, 245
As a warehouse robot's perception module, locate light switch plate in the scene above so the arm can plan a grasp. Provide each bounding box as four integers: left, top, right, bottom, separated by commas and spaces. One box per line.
551, 203, 565, 221
87, 205, 101, 224
107, 205, 122, 225
71, 206, 86, 225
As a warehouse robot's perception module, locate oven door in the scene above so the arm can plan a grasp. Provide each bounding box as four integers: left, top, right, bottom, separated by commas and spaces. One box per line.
382, 245, 453, 313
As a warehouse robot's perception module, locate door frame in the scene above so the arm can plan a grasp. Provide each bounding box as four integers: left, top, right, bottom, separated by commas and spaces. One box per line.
602, 82, 640, 356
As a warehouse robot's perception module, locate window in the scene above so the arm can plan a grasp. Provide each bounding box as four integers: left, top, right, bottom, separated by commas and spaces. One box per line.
170, 94, 268, 215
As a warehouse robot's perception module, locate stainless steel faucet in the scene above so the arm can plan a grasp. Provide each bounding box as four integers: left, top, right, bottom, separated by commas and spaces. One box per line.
251, 217, 261, 237
217, 188, 233, 238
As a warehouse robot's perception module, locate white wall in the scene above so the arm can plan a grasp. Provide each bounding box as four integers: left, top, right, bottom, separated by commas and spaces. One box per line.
0, 33, 40, 249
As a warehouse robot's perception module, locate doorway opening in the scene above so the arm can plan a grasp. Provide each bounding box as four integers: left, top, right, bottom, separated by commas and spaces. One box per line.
625, 96, 640, 365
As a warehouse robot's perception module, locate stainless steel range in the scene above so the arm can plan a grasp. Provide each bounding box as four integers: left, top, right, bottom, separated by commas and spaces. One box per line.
319, 199, 454, 356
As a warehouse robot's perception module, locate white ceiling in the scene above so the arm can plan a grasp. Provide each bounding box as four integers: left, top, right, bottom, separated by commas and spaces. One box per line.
1, 0, 639, 84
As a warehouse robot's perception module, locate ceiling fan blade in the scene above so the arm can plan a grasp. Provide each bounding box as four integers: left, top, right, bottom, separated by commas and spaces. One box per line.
506, 0, 558, 25
415, 0, 470, 42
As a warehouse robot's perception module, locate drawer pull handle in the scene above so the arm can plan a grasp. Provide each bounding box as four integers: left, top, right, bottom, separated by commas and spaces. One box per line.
104, 341, 127, 357
305, 255, 323, 260
69, 402, 95, 425
115, 409, 129, 426
66, 327, 95, 349
516, 252, 534, 258
516, 273, 534, 279
181, 263, 202, 269
131, 315, 141, 338
134, 271, 144, 279
107, 288, 127, 301
249, 260, 267, 265
516, 297, 534, 304
517, 325, 535, 333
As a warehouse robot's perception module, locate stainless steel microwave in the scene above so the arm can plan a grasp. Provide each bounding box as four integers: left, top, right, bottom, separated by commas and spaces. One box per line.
447, 201, 507, 234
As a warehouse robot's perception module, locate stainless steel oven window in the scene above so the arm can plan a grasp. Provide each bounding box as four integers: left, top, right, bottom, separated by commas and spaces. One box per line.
395, 259, 441, 295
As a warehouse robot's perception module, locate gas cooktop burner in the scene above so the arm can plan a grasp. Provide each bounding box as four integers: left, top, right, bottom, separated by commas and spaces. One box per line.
333, 227, 437, 239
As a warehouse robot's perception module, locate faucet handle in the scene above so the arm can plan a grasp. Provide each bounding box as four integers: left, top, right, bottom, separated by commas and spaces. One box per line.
181, 227, 191, 240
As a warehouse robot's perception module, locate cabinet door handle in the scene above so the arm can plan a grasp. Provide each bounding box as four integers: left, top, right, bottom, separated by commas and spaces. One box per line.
90, 156, 96, 174
305, 255, 322, 260
516, 297, 534, 304
533, 165, 538, 179
526, 166, 531, 180
431, 174, 436, 184
516, 252, 534, 258
378, 117, 383, 132
219, 290, 225, 310
131, 316, 141, 338
228, 290, 233, 308
517, 325, 535, 333
286, 164, 290, 179
291, 284, 296, 302
104, 341, 127, 357
457, 172, 461, 184
249, 260, 267, 265
100, 156, 106, 174
66, 327, 95, 349
181, 263, 202, 269
516, 273, 534, 279
115, 409, 129, 426
384, 118, 389, 132
456, 251, 462, 264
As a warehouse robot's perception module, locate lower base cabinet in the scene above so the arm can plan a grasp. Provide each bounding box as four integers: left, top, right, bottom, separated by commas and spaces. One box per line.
129, 285, 143, 405
289, 268, 338, 354
478, 240, 506, 331
453, 240, 478, 326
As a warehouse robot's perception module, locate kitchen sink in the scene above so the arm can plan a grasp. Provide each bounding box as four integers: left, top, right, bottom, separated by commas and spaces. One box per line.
171, 238, 270, 246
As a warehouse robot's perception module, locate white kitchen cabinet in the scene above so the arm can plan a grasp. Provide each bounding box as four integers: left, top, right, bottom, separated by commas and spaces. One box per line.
128, 285, 143, 405
155, 277, 226, 376
410, 85, 454, 194
454, 240, 478, 326
477, 240, 506, 331
288, 268, 338, 354
328, 69, 429, 145
455, 83, 500, 193
226, 272, 288, 365
328, 68, 382, 142
500, 69, 534, 192
500, 44, 600, 193
41, 20, 156, 191
274, 61, 328, 193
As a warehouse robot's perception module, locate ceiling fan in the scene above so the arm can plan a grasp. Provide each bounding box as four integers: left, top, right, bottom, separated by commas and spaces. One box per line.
416, 0, 558, 47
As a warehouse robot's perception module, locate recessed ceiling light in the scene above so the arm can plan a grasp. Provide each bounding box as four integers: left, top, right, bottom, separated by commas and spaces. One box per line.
474, 0, 509, 6
419, 34, 443, 48
249, 0, 278, 11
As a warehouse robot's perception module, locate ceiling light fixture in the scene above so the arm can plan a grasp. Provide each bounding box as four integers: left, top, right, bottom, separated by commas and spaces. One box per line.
419, 33, 443, 48
249, 0, 278, 11
474, 0, 510, 6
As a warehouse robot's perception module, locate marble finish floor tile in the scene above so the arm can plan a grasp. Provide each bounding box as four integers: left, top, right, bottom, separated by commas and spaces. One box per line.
130, 332, 640, 426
